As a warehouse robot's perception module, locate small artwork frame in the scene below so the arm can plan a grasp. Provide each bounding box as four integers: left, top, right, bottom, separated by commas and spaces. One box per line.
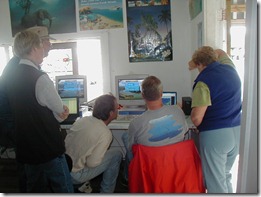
78, 0, 124, 31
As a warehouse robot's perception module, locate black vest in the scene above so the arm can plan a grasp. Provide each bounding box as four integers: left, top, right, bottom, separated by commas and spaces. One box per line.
5, 64, 65, 164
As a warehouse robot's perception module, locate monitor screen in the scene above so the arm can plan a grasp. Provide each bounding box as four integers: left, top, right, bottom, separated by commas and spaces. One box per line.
162, 92, 177, 105
55, 75, 87, 105
115, 74, 149, 108
61, 97, 78, 114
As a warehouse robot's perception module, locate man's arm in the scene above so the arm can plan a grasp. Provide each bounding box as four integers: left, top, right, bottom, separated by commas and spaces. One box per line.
35, 74, 68, 122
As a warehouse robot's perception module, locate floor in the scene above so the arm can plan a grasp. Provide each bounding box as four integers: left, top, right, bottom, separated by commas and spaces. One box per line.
0, 158, 128, 193
0, 152, 239, 194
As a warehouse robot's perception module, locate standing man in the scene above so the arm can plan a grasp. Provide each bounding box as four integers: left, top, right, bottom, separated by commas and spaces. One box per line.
4, 29, 73, 192
1, 26, 53, 148
0, 26, 55, 192
188, 46, 241, 193
65, 94, 122, 193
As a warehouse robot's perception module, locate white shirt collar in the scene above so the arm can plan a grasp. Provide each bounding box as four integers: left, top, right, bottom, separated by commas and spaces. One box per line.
19, 59, 40, 70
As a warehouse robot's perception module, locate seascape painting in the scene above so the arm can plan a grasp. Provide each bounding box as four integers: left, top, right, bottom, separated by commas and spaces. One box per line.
9, 0, 77, 36
78, 0, 123, 31
127, 0, 172, 62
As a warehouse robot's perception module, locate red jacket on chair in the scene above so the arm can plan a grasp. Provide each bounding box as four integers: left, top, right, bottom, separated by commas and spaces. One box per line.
129, 139, 206, 193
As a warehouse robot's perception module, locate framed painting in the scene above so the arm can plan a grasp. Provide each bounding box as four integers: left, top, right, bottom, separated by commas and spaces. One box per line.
126, 0, 172, 62
9, 0, 77, 36
78, 0, 123, 31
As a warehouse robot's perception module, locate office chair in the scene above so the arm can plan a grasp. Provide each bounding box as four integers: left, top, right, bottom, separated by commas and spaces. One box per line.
128, 139, 206, 193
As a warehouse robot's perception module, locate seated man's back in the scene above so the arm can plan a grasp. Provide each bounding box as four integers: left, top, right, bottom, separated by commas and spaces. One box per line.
65, 94, 122, 193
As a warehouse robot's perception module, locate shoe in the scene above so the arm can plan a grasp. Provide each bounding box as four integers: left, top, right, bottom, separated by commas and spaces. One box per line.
78, 181, 92, 193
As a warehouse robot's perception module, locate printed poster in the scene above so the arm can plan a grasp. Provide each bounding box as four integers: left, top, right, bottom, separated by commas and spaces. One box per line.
9, 0, 77, 36
78, 0, 123, 30
127, 0, 172, 62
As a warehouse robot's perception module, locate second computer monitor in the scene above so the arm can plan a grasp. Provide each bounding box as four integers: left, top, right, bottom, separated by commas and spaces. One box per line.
55, 75, 87, 105
162, 92, 177, 105
115, 74, 149, 108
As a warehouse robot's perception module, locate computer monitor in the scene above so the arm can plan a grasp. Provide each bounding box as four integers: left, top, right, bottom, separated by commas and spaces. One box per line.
115, 74, 149, 108
55, 75, 87, 105
60, 97, 80, 124
61, 97, 79, 114
162, 92, 177, 105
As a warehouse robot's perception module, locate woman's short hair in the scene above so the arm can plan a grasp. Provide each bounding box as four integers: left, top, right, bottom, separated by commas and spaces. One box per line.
92, 94, 117, 121
192, 46, 217, 66
13, 30, 42, 58
142, 76, 163, 101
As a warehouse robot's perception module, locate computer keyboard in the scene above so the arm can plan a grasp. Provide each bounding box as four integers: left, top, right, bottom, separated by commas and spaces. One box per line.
114, 114, 139, 122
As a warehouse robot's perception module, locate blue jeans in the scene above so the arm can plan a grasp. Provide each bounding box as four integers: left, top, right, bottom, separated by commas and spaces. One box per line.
121, 132, 133, 181
199, 126, 240, 193
70, 148, 122, 193
24, 154, 74, 193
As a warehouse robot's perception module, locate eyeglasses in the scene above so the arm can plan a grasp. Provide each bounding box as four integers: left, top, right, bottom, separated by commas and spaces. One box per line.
117, 104, 123, 110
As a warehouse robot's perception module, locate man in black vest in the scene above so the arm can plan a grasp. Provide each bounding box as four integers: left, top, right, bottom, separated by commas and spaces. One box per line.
0, 26, 55, 192
3, 29, 73, 192
0, 26, 53, 150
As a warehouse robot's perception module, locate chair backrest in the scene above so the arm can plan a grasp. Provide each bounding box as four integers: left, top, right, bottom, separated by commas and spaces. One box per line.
128, 139, 206, 193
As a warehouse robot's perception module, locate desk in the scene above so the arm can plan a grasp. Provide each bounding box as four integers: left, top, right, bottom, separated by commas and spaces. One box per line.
60, 115, 198, 157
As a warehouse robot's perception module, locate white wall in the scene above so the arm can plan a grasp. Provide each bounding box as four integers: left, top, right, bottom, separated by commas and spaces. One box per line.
0, 0, 192, 103
108, 0, 193, 101
236, 0, 257, 193
0, 0, 258, 193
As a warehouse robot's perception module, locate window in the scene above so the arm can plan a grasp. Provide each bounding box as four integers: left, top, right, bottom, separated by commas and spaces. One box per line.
41, 34, 110, 102
0, 46, 13, 76
0, 47, 7, 75
77, 39, 103, 101
1, 33, 110, 102
41, 42, 76, 83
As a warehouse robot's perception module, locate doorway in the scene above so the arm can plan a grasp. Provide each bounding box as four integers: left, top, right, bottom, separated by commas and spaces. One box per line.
226, 0, 246, 192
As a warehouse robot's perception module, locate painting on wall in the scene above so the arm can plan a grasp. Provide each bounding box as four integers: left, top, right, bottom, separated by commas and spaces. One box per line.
126, 0, 172, 63
189, 0, 202, 20
78, 0, 123, 31
9, 0, 77, 36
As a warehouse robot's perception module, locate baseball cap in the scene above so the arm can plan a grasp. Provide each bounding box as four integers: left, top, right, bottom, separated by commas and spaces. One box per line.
26, 26, 55, 40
